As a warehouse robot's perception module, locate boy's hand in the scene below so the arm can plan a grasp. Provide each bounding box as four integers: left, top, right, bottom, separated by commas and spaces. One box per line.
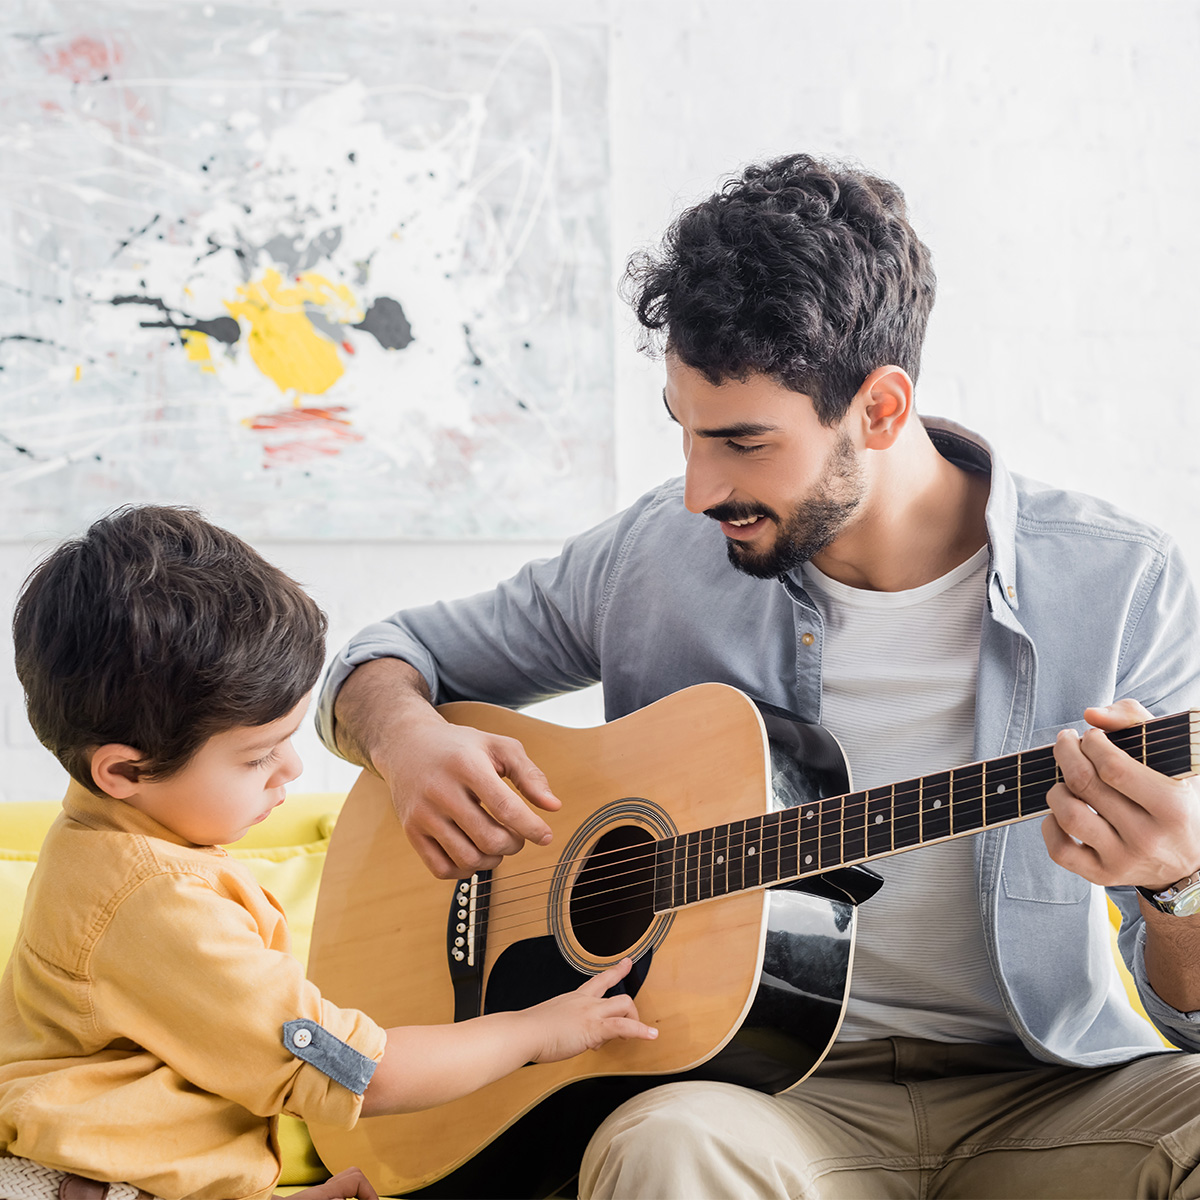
528, 957, 659, 1063
279, 1166, 378, 1200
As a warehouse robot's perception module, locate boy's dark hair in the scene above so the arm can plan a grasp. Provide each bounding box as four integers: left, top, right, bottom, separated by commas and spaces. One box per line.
625, 152, 937, 425
13, 505, 327, 794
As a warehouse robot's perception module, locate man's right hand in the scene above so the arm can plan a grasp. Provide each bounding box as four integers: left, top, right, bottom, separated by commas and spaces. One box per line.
331, 658, 562, 879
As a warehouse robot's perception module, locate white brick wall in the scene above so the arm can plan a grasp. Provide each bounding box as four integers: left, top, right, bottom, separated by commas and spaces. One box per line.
4, 0, 1199, 800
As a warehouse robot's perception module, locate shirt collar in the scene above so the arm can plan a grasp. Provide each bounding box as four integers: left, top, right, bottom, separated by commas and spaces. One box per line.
920, 415, 1020, 612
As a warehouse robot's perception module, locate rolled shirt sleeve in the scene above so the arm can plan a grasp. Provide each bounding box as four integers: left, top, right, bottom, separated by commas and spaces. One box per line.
89, 867, 387, 1130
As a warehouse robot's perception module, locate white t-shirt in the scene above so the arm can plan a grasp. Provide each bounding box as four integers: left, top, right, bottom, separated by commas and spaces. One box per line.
801, 546, 1018, 1044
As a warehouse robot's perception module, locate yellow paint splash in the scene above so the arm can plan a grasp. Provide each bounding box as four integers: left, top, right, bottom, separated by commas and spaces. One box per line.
223, 269, 364, 398
73, 365, 81, 382
181, 329, 216, 375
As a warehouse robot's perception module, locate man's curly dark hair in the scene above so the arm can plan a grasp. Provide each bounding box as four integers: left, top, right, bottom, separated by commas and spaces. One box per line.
625, 153, 936, 425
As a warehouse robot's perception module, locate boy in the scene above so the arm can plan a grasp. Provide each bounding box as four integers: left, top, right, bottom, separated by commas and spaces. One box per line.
0, 505, 655, 1200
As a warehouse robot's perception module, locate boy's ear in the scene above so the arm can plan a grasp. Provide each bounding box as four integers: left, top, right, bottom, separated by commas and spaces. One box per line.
90, 744, 147, 799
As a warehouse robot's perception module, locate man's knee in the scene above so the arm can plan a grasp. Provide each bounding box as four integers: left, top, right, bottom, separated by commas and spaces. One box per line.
579, 1081, 812, 1200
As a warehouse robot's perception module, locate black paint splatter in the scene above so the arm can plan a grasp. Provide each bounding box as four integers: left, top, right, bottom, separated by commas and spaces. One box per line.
354, 297, 413, 351
109, 295, 240, 345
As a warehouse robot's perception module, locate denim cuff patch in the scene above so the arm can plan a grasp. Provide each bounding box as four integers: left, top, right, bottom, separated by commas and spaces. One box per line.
282, 1017, 378, 1095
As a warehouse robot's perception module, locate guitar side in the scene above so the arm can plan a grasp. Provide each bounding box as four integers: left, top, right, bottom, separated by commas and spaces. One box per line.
306, 684, 788, 1195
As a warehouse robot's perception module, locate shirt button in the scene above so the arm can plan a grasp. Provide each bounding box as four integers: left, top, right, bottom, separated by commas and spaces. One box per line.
292, 1028, 313, 1048
801, 633, 815, 647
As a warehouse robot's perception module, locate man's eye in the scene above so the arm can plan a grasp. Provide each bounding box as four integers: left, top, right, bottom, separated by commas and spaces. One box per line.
727, 440, 764, 454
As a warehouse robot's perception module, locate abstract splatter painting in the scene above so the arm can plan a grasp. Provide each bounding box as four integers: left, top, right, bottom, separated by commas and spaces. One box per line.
0, 3, 612, 538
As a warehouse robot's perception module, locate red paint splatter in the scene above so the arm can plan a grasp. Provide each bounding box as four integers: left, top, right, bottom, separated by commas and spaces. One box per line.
247, 405, 364, 467
341, 340, 355, 354
41, 35, 121, 84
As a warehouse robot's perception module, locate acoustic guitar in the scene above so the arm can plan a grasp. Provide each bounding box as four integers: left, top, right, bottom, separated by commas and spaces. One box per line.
306, 683, 1197, 1198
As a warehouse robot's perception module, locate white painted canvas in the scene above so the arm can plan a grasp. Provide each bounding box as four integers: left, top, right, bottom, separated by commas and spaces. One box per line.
0, 3, 612, 539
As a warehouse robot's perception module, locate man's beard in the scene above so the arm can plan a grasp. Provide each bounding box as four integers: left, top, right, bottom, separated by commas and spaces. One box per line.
709, 431, 865, 580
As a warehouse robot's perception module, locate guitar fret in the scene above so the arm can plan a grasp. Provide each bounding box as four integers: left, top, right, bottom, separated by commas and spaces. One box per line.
689, 830, 704, 904
954, 763, 985, 833
698, 827, 715, 902
819, 796, 842, 871
654, 839, 674, 912
866, 786, 893, 858
777, 807, 800, 884
760, 810, 781, 886
893, 780, 922, 851
712, 822, 730, 899
729, 819, 747, 894
745, 816, 763, 888
923, 771, 952, 842
799, 802, 820, 874
985, 755, 1020, 824
842, 789, 867, 865
1016, 746, 1056, 816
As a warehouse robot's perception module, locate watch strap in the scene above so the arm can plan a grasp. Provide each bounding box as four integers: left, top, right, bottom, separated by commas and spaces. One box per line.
1137, 869, 1200, 916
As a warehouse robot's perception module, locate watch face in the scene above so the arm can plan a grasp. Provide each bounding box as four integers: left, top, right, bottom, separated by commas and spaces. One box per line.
1171, 886, 1200, 917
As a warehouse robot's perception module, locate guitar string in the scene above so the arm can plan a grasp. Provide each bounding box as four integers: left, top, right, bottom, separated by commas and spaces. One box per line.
468, 727, 1194, 933
468, 727, 1195, 945
465, 725, 1192, 906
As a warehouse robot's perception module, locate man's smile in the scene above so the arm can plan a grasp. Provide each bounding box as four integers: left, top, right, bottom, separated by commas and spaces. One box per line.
718, 514, 770, 539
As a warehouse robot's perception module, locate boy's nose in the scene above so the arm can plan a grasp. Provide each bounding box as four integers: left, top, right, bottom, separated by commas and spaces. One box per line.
274, 740, 303, 787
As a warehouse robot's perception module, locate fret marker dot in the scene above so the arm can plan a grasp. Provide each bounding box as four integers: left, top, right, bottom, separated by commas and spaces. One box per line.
874, 814, 883, 824
805, 809, 815, 820
996, 784, 1006, 794
804, 854, 813, 865
933, 799, 943, 809
748, 846, 756, 856
717, 855, 725, 864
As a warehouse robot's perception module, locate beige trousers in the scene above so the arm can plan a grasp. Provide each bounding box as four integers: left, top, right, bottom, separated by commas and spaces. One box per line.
578, 1039, 1200, 1200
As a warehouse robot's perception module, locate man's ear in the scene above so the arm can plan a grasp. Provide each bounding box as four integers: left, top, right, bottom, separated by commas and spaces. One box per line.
857, 366, 914, 449
90, 744, 147, 800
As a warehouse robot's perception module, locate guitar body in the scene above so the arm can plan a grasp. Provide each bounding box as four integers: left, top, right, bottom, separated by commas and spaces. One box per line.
307, 684, 855, 1197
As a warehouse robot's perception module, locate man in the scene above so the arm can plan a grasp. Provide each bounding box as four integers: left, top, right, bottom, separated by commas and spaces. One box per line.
317, 154, 1200, 1198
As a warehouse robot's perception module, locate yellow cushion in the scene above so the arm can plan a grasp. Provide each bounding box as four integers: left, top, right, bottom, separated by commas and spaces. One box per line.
0, 794, 345, 1186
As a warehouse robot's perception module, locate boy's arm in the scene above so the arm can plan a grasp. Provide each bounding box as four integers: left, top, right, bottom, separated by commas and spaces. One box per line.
360, 959, 657, 1116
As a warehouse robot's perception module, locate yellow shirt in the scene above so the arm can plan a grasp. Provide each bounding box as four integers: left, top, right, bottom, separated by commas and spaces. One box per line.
0, 784, 386, 1200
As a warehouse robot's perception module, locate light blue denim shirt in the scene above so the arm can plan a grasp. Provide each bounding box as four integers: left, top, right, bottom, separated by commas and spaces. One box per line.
318, 417, 1200, 1065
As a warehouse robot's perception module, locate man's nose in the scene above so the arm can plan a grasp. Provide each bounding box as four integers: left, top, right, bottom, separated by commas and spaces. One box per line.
683, 452, 730, 515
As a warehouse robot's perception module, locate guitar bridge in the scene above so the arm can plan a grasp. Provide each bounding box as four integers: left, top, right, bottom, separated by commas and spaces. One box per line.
447, 870, 491, 1021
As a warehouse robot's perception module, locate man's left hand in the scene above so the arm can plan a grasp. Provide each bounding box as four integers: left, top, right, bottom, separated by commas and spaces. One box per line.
1044, 698, 1200, 891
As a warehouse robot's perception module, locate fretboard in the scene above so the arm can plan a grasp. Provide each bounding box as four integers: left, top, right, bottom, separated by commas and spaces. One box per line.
652, 710, 1197, 911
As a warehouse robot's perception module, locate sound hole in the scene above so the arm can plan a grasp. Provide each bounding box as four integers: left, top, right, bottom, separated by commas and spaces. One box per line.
569, 824, 656, 957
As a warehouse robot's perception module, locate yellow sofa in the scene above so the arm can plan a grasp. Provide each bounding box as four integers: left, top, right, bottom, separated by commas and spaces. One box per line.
0, 795, 1164, 1195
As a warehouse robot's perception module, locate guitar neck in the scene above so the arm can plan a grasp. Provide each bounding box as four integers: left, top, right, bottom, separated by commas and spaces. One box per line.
652, 710, 1199, 911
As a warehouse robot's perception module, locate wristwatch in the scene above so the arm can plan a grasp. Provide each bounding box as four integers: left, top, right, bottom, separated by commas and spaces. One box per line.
1137, 870, 1200, 917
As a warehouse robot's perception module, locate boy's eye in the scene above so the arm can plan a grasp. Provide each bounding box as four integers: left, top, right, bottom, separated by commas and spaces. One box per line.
247, 748, 279, 769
